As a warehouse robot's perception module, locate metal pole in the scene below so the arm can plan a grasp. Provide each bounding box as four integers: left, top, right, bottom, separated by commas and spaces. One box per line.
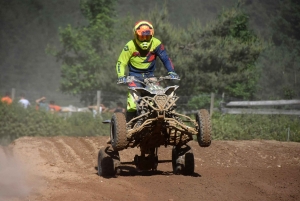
287, 126, 290, 141
11, 88, 15, 101
210, 93, 215, 117
97, 90, 101, 115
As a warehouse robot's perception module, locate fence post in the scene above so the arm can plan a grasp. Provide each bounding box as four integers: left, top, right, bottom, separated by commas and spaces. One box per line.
210, 92, 215, 117
11, 88, 15, 101
287, 126, 290, 141
97, 90, 101, 115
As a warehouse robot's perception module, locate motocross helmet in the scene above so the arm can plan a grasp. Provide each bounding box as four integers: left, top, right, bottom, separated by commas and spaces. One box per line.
133, 20, 154, 50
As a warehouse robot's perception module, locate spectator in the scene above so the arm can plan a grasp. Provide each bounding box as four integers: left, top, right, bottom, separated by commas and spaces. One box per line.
18, 93, 31, 109
35, 97, 49, 111
49, 100, 61, 113
1, 92, 12, 105
109, 101, 126, 113
88, 104, 108, 117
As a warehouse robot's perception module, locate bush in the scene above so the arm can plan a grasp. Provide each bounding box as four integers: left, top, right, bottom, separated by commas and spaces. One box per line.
212, 111, 300, 142
1, 102, 299, 145
0, 102, 111, 145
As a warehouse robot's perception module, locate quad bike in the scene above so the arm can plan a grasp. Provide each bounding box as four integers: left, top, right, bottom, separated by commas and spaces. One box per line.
97, 75, 212, 177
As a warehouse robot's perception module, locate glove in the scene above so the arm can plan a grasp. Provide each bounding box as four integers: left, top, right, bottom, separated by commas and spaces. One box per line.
117, 76, 126, 84
168, 72, 179, 79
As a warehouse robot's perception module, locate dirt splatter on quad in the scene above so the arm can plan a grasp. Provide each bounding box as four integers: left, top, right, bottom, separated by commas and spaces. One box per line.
98, 76, 212, 176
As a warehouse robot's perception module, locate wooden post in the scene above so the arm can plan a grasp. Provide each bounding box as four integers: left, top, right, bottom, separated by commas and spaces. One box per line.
210, 93, 215, 117
97, 90, 101, 114
11, 88, 15, 101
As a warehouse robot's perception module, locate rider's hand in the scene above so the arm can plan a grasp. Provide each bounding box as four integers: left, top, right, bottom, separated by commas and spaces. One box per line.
168, 72, 180, 79
117, 76, 126, 84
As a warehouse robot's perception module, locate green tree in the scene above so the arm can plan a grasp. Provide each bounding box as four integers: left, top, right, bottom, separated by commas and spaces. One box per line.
255, 0, 300, 100
272, 0, 300, 47
47, 0, 119, 105
175, 7, 266, 99
255, 45, 300, 100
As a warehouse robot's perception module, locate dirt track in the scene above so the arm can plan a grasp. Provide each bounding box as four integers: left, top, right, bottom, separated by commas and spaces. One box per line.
0, 136, 299, 201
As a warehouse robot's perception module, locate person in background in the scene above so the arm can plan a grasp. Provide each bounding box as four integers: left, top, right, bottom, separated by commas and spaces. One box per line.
109, 101, 126, 113
1, 92, 12, 105
49, 100, 61, 113
88, 104, 108, 113
18, 93, 31, 109
35, 96, 49, 111
88, 104, 108, 117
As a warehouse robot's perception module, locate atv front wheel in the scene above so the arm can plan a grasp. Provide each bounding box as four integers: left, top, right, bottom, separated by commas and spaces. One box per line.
196, 109, 212, 147
97, 146, 120, 177
110, 112, 127, 151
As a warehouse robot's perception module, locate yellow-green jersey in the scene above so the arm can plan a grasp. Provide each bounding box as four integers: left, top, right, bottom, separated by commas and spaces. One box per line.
116, 37, 175, 78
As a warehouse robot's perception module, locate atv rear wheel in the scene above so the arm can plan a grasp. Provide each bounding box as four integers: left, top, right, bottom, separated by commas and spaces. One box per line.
196, 109, 212, 147
97, 146, 120, 177
172, 145, 195, 175
110, 112, 127, 151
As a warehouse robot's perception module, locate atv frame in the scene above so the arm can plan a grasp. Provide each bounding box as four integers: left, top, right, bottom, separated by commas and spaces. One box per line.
97, 76, 212, 176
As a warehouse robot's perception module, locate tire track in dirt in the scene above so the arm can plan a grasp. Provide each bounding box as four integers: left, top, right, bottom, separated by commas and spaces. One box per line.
79, 137, 105, 169
60, 137, 101, 171
39, 139, 63, 166
56, 138, 86, 168
78, 137, 98, 152
39, 137, 87, 173
51, 137, 107, 171
77, 137, 101, 163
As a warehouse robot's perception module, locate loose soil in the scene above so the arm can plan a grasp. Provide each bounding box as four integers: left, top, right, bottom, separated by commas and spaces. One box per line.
0, 136, 299, 201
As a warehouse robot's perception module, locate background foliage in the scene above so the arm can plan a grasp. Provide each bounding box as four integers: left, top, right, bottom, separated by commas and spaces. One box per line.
0, 0, 300, 143
173, 7, 266, 99
1, 0, 300, 105
47, 0, 119, 105
0, 102, 111, 145
48, 1, 268, 104
1, 102, 299, 146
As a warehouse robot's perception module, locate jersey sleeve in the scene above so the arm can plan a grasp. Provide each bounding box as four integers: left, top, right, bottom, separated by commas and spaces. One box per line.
116, 42, 132, 77
153, 39, 175, 72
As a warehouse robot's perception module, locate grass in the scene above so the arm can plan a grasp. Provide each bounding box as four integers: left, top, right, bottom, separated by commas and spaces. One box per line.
1, 102, 299, 145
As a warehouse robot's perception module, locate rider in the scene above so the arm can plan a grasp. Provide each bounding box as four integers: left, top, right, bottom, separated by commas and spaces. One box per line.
116, 20, 180, 121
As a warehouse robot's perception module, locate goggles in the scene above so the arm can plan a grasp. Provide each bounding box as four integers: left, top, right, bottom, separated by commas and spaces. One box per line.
135, 25, 153, 42
137, 34, 152, 42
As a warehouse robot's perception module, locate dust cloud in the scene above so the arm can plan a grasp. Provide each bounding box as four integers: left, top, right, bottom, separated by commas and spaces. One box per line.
0, 146, 33, 201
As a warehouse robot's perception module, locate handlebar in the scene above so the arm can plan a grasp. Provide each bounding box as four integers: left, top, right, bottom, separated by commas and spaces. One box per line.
117, 75, 180, 85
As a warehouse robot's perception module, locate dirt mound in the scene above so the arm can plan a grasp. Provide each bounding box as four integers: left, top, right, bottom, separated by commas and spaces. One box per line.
1, 136, 299, 201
